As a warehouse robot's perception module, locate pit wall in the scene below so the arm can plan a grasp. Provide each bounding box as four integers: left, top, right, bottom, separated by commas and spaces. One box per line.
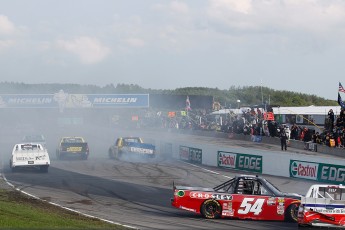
156, 133, 345, 185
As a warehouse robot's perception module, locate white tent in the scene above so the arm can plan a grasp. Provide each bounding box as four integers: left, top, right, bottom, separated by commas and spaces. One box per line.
272, 106, 341, 116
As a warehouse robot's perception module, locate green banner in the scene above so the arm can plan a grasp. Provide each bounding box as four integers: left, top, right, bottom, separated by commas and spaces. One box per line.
289, 160, 345, 184
218, 151, 262, 173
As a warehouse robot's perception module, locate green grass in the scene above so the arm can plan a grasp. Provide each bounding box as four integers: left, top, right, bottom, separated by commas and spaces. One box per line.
0, 188, 130, 230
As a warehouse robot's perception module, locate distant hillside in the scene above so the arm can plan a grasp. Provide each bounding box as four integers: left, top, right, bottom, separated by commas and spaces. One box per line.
0, 82, 337, 108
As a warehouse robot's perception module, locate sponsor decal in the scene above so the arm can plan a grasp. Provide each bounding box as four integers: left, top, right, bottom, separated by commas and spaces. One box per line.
0, 93, 149, 108
189, 192, 232, 200
311, 208, 345, 214
223, 202, 233, 210
16, 156, 34, 161
237, 154, 262, 173
190, 148, 202, 164
130, 147, 154, 154
277, 209, 284, 215
179, 206, 196, 212
290, 160, 345, 184
67, 146, 82, 152
35, 155, 46, 160
290, 160, 318, 180
179, 146, 190, 161
319, 163, 345, 183
176, 190, 185, 197
218, 151, 262, 173
267, 197, 276, 206
179, 146, 202, 164
222, 210, 234, 217
90, 94, 149, 108
218, 152, 236, 169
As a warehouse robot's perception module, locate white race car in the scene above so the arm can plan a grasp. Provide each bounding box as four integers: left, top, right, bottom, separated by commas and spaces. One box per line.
298, 184, 345, 227
10, 143, 50, 173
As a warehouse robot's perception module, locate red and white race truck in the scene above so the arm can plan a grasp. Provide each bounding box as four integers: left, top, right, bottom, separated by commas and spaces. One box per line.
298, 184, 345, 227
10, 143, 50, 173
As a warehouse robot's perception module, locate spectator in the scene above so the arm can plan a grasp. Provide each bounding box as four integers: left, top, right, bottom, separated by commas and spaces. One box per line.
279, 127, 288, 151
336, 116, 343, 129
303, 128, 312, 142
290, 124, 299, 140
328, 109, 335, 131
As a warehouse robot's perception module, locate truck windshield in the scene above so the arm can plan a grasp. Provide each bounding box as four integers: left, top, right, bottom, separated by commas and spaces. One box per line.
319, 187, 345, 200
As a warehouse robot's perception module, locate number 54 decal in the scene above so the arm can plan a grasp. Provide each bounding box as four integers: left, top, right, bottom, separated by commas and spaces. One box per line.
238, 198, 265, 215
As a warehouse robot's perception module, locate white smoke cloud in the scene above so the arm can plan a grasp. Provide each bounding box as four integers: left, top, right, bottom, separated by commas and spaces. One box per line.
56, 36, 110, 64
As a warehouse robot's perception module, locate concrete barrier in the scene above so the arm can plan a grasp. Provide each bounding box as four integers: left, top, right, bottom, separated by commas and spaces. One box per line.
155, 129, 345, 185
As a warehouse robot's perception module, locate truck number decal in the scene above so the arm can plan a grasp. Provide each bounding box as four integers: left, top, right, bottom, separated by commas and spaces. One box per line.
238, 198, 265, 215
67, 147, 82, 152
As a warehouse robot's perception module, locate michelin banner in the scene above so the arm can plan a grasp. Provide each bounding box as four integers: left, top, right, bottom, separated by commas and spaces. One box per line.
0, 92, 149, 109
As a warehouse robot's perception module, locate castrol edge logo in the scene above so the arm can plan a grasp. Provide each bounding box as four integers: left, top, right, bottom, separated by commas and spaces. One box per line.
290, 160, 318, 180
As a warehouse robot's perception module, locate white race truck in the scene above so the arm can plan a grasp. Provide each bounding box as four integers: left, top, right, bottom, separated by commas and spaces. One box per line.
298, 184, 345, 227
10, 143, 50, 173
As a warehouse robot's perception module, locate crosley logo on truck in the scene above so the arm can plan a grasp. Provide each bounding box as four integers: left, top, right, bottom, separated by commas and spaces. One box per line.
289, 160, 318, 180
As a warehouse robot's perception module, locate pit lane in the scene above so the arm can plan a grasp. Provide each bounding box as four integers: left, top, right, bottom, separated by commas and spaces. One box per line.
0, 126, 327, 229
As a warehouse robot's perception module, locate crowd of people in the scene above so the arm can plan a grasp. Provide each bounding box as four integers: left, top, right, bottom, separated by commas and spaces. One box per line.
136, 106, 345, 149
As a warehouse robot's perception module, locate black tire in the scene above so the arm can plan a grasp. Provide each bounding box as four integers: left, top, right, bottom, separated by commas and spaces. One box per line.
81, 153, 88, 160
40, 165, 49, 173
285, 203, 299, 222
11, 166, 17, 173
200, 199, 222, 219
10, 160, 16, 172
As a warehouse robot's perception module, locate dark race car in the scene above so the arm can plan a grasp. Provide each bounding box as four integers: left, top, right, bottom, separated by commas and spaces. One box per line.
56, 136, 89, 160
171, 174, 300, 222
108, 137, 155, 159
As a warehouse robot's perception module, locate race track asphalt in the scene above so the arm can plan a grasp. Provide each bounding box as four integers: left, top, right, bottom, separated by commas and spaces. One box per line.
0, 125, 331, 229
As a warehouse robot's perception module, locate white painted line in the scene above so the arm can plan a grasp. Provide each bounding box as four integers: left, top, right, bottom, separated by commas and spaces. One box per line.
179, 160, 232, 179
1, 174, 138, 230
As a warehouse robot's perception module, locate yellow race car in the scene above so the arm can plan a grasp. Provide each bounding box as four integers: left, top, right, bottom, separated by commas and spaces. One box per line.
56, 136, 89, 160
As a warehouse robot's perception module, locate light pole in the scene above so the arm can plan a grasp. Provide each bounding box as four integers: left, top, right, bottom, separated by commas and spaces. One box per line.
237, 100, 241, 109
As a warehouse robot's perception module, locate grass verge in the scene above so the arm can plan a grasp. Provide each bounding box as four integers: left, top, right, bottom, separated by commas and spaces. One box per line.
0, 188, 130, 230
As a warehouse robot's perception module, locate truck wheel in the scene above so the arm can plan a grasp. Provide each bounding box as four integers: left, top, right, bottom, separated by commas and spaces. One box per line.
10, 161, 16, 172
81, 154, 88, 160
40, 165, 49, 173
200, 199, 222, 219
285, 203, 299, 222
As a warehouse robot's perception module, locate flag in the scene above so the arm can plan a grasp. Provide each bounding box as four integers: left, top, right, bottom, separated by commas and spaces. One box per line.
338, 93, 345, 109
186, 96, 191, 111
339, 82, 345, 93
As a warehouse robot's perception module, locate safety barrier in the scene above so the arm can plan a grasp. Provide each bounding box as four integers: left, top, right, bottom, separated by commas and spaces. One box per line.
155, 130, 345, 185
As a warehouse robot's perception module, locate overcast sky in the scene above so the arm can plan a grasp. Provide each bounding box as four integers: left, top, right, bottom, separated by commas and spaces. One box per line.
1, 0, 345, 100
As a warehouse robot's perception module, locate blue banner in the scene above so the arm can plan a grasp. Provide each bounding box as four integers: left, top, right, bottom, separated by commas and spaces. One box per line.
0, 94, 56, 108
0, 93, 149, 109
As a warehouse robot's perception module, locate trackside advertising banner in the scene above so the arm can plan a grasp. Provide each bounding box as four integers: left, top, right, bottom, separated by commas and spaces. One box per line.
290, 160, 345, 184
0, 93, 149, 108
179, 146, 202, 164
218, 151, 262, 173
